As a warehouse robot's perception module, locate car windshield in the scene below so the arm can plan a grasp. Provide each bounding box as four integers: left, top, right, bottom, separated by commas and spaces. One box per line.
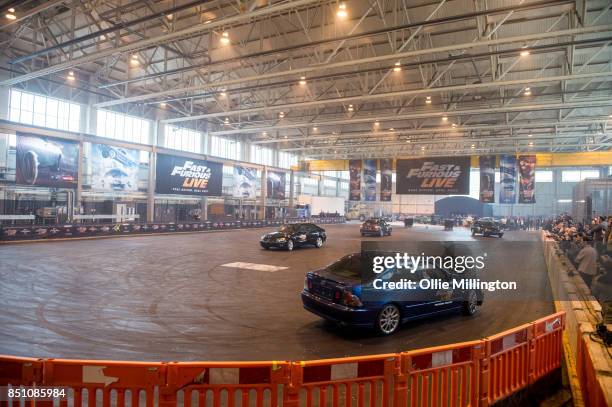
279, 225, 296, 233
327, 254, 362, 278
365, 219, 380, 225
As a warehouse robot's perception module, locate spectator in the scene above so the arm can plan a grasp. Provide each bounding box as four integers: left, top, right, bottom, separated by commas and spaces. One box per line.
575, 242, 599, 287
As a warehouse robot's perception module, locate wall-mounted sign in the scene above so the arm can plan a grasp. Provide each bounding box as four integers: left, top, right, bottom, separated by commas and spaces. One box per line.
396, 157, 470, 195
156, 154, 223, 195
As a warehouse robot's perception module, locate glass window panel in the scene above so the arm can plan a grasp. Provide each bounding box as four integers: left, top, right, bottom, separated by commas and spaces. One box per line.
33, 113, 46, 127
535, 170, 553, 182
9, 108, 20, 122
10, 89, 21, 110
46, 113, 58, 129
33, 96, 46, 115
21, 92, 33, 113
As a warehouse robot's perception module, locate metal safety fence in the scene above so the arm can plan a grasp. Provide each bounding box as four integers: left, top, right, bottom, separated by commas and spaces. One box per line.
0, 216, 346, 242
0, 312, 564, 407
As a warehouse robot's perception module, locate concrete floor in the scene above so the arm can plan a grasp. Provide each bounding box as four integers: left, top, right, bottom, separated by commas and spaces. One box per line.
0, 223, 554, 361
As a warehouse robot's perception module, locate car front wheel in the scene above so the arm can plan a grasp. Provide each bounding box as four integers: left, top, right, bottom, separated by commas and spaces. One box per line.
286, 239, 294, 251
463, 290, 479, 315
315, 237, 323, 248
377, 304, 401, 335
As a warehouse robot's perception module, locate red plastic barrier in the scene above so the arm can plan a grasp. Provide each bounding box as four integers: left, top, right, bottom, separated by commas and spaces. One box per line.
0, 312, 566, 407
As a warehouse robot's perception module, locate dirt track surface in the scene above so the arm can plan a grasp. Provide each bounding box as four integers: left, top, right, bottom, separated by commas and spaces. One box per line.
0, 223, 553, 361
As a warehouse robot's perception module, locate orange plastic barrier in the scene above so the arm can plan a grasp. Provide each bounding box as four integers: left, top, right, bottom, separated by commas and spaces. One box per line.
0, 312, 565, 407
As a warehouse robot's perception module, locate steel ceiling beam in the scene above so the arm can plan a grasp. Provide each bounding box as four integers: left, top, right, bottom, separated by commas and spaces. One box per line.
208, 99, 612, 136
89, 25, 612, 108
9, 0, 215, 64
0, 0, 324, 87
251, 118, 610, 144
161, 71, 612, 123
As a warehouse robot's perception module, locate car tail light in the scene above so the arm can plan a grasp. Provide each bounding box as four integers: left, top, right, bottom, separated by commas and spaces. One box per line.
304, 277, 312, 291
342, 290, 363, 307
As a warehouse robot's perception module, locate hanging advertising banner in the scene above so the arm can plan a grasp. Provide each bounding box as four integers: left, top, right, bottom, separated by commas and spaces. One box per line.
16, 132, 79, 188
266, 170, 286, 199
396, 157, 470, 195
363, 159, 377, 201
518, 155, 536, 204
380, 159, 392, 202
499, 154, 517, 204
479, 155, 496, 203
90, 143, 140, 192
349, 159, 362, 201
233, 166, 257, 199
155, 154, 223, 195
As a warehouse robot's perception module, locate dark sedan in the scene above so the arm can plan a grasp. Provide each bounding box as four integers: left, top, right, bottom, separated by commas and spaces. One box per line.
360, 218, 392, 237
260, 223, 326, 251
301, 253, 483, 335
471, 218, 504, 238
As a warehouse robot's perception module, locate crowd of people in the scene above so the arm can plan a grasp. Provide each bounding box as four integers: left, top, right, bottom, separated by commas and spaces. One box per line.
545, 214, 611, 301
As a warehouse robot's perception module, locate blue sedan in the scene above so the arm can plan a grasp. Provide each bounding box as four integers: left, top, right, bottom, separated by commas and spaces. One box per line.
301, 253, 484, 335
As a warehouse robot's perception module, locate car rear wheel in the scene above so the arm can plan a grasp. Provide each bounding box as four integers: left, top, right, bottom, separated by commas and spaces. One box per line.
286, 239, 294, 251
498, 233, 504, 238
377, 304, 401, 335
315, 237, 323, 248
463, 290, 479, 316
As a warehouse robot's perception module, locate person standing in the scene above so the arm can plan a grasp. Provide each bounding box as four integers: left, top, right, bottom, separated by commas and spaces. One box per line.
575, 242, 599, 287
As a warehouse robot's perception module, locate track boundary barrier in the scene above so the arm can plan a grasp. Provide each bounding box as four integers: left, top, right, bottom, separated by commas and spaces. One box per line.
0, 312, 564, 407
0, 217, 346, 242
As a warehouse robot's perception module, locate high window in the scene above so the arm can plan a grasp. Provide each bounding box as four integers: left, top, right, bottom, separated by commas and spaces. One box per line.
278, 152, 298, 169
210, 135, 241, 161
10, 89, 81, 132
164, 124, 202, 153
97, 110, 151, 145
250, 145, 274, 166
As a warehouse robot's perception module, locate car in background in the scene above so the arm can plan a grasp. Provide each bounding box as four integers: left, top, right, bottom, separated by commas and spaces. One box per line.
301, 253, 484, 335
260, 223, 326, 251
360, 218, 392, 237
471, 217, 504, 238
98, 145, 138, 168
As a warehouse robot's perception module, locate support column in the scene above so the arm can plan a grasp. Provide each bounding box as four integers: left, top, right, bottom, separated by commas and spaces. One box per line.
74, 141, 84, 219
260, 166, 267, 219
289, 170, 295, 209
147, 150, 156, 222
201, 196, 208, 221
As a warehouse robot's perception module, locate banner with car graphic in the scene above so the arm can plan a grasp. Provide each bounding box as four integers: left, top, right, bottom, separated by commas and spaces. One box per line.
233, 166, 257, 199
156, 153, 223, 196
518, 155, 536, 204
363, 159, 377, 201
479, 155, 496, 203
266, 170, 286, 199
380, 159, 392, 201
349, 159, 362, 201
396, 157, 470, 195
89, 143, 140, 192
16, 132, 79, 188
499, 154, 517, 204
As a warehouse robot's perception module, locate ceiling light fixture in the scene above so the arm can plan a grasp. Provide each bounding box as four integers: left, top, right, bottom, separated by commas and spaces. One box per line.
425, 96, 432, 104
279, 112, 285, 118
347, 104, 354, 112
528, 134, 533, 137
312, 127, 318, 131
67, 71, 75, 81
336, 2, 347, 18
299, 76, 307, 85
393, 62, 401, 72
524, 90, 532, 95
160, 102, 167, 108
374, 121, 380, 126
442, 116, 448, 121
166, 13, 173, 21
220, 31, 230, 45
5, 8, 16, 20
520, 50, 530, 57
